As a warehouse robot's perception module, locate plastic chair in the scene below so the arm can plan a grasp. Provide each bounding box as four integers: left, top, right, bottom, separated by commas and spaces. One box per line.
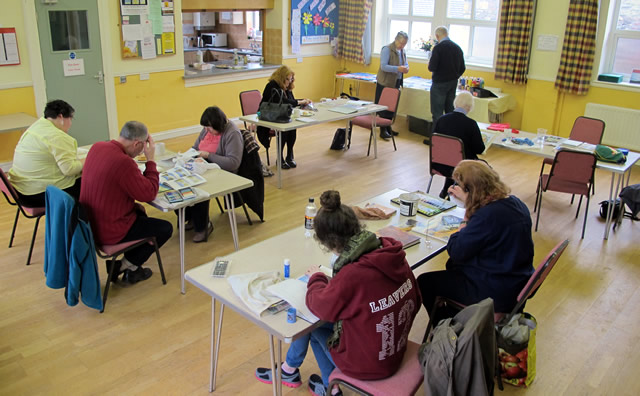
97, 237, 166, 313
0, 169, 46, 266
328, 340, 423, 396
426, 133, 465, 195
534, 150, 597, 239
349, 87, 401, 156
424, 239, 570, 339
538, 116, 604, 194
239, 90, 276, 165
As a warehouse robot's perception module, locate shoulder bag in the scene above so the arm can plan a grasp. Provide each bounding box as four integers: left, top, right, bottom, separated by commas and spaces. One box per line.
258, 89, 293, 123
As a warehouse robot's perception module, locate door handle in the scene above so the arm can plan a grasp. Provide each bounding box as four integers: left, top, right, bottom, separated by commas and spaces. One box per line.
93, 70, 104, 84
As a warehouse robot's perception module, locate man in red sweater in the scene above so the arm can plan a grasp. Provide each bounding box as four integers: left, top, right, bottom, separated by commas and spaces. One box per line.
80, 121, 173, 284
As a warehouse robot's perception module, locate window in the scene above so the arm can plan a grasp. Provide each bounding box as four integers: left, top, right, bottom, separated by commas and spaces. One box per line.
246, 11, 262, 40
601, 0, 640, 80
378, 0, 499, 67
49, 10, 90, 51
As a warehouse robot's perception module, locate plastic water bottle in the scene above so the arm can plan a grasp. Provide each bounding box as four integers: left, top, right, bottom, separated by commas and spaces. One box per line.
304, 197, 317, 238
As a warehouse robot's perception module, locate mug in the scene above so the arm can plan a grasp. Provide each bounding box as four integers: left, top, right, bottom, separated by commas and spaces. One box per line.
399, 193, 419, 216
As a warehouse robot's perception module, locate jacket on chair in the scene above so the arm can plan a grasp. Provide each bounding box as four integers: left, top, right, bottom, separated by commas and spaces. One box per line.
45, 186, 103, 311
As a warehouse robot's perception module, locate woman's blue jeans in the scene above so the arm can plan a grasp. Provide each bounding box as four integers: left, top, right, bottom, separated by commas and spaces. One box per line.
285, 322, 336, 387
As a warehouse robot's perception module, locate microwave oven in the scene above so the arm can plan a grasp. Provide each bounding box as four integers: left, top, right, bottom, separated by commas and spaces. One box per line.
201, 33, 227, 47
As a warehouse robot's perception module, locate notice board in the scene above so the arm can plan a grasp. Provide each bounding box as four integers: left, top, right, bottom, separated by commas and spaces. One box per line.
290, 0, 339, 52
119, 0, 176, 59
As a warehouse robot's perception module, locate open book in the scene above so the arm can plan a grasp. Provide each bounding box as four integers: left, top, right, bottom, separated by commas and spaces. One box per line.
159, 166, 206, 191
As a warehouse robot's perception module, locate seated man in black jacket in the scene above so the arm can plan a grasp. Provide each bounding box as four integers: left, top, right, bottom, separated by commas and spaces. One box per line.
431, 91, 486, 198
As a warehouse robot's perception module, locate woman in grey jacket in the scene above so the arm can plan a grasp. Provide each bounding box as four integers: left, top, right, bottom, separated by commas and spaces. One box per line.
187, 106, 243, 242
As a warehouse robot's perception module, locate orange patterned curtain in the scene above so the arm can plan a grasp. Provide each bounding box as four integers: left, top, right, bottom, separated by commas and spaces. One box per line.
555, 0, 598, 95
494, 0, 535, 84
336, 0, 373, 64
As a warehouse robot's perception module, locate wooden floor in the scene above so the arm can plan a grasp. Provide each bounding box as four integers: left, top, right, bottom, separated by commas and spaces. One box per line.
1, 117, 639, 395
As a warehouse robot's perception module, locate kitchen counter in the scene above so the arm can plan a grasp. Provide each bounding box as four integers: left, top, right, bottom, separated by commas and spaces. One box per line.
184, 47, 262, 56
183, 59, 278, 87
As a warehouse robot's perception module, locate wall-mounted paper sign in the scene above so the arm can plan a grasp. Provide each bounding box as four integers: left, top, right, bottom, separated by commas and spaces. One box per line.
537, 35, 559, 51
63, 59, 85, 76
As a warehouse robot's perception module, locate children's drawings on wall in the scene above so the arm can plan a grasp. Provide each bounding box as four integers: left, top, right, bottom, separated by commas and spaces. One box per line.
291, 0, 338, 46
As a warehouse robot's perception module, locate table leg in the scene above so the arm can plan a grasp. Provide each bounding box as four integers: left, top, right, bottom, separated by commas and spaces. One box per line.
343, 120, 350, 151
372, 115, 378, 159
208, 299, 225, 393
276, 338, 282, 396
276, 130, 282, 189
224, 193, 239, 251
179, 207, 186, 294
604, 172, 623, 240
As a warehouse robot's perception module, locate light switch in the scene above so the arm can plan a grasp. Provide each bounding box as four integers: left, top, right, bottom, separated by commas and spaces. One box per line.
140, 73, 150, 80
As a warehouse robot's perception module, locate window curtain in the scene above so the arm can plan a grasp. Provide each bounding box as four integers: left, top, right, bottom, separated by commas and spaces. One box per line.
494, 0, 536, 84
336, 0, 373, 64
554, 0, 598, 95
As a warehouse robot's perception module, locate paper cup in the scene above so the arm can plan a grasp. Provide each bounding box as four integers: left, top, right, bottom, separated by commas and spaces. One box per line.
155, 142, 166, 156
399, 193, 419, 216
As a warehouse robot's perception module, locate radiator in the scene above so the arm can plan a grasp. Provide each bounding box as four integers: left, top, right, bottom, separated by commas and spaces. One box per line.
585, 103, 640, 151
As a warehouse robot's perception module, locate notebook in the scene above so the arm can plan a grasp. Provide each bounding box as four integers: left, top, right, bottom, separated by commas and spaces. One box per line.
375, 225, 421, 249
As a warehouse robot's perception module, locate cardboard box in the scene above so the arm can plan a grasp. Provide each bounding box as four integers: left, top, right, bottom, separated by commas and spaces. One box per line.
408, 116, 433, 139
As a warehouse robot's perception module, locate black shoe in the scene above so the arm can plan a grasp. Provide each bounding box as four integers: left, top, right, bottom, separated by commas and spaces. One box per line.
105, 260, 124, 283
390, 130, 399, 136
380, 130, 392, 140
286, 159, 297, 168
423, 139, 430, 145
122, 266, 153, 284
280, 161, 290, 170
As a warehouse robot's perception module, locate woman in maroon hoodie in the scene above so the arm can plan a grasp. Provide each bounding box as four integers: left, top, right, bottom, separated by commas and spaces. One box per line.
303, 190, 421, 396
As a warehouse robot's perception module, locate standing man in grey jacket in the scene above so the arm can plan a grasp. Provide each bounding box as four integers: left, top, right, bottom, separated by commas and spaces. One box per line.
375, 31, 409, 140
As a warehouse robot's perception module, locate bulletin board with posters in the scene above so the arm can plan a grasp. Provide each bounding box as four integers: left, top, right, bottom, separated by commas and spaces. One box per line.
119, 0, 176, 59
290, 0, 339, 52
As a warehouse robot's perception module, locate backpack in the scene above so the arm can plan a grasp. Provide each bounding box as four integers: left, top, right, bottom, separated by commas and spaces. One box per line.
330, 127, 352, 150
595, 145, 627, 164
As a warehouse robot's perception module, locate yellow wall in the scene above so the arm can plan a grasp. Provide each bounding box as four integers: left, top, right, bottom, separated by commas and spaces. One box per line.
2, 0, 639, 165
0, 87, 37, 162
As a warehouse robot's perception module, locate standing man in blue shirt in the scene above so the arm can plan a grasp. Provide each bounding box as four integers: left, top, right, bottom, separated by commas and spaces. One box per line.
428, 26, 465, 126
375, 31, 409, 140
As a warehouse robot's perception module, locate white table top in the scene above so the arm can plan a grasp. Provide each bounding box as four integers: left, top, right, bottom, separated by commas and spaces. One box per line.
0, 113, 37, 133
186, 188, 451, 343
483, 126, 640, 174
239, 100, 387, 131
151, 168, 253, 211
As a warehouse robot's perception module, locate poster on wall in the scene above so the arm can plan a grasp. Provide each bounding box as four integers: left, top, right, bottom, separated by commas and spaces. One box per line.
0, 28, 21, 66
291, 0, 339, 46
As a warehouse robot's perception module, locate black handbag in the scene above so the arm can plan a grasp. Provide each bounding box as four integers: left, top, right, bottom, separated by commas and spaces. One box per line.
258, 89, 293, 123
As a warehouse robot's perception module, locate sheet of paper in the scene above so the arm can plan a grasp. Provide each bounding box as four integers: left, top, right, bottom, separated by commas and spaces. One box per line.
122, 24, 143, 41
149, 0, 163, 35
266, 279, 319, 323
162, 15, 174, 32
3, 33, 19, 63
162, 32, 174, 54
141, 36, 156, 59
291, 9, 301, 54
62, 59, 85, 76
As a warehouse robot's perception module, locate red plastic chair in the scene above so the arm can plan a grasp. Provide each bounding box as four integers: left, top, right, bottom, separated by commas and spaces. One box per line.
535, 150, 597, 239
97, 237, 166, 313
426, 133, 465, 195
0, 169, 46, 266
538, 116, 604, 194
425, 238, 569, 344
349, 87, 401, 156
239, 90, 276, 165
328, 340, 423, 396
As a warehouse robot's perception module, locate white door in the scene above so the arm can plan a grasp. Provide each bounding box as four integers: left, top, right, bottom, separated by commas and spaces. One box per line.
35, 0, 109, 146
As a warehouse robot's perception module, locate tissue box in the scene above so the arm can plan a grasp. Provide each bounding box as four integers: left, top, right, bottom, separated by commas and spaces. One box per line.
597, 74, 623, 83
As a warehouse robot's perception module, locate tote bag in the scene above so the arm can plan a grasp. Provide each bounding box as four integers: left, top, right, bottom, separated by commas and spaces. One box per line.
258, 89, 292, 123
